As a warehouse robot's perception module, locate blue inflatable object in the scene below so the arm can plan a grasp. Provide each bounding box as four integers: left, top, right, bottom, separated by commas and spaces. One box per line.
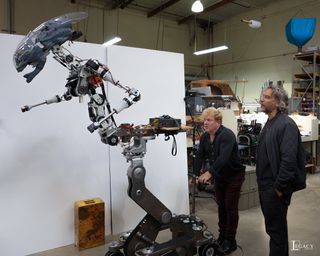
285, 18, 316, 51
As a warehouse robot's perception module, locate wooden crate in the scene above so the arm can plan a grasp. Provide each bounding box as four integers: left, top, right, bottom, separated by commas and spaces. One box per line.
74, 198, 105, 250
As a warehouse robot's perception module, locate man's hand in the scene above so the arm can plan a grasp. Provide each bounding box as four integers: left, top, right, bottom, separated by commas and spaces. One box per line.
197, 171, 212, 184
275, 189, 283, 197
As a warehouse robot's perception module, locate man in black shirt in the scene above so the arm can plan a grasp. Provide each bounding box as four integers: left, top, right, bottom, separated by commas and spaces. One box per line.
257, 85, 306, 256
195, 107, 245, 255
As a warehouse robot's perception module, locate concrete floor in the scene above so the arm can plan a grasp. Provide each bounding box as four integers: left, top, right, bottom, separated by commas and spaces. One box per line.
30, 173, 320, 256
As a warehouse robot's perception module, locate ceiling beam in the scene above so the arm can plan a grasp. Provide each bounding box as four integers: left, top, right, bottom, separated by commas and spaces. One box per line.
120, 0, 134, 9
147, 0, 181, 18
197, 18, 214, 30
178, 0, 232, 25
230, 0, 251, 9
205, 0, 233, 12
112, 0, 134, 10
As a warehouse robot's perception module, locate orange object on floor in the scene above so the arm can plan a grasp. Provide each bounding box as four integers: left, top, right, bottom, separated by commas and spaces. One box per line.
74, 198, 105, 250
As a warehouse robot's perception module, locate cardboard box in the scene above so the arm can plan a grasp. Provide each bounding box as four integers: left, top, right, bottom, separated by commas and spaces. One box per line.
75, 198, 105, 250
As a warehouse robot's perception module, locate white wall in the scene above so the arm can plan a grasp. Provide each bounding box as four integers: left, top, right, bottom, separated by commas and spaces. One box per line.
0, 33, 188, 255
0, 34, 111, 255
106, 45, 189, 234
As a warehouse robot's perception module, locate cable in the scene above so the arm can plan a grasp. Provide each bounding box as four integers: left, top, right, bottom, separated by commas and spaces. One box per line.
83, 1, 90, 42
237, 244, 245, 256
165, 134, 177, 156
156, 15, 162, 49
100, 82, 117, 126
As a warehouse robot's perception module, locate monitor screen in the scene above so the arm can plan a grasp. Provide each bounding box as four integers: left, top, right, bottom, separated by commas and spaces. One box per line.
191, 86, 211, 96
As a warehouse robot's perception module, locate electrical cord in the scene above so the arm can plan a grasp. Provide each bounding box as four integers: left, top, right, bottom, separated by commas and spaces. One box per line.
237, 244, 244, 256
100, 83, 117, 127
165, 134, 177, 156
153, 115, 180, 156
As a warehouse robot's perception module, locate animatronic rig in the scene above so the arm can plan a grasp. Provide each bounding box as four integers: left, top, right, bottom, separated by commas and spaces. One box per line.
13, 12, 221, 256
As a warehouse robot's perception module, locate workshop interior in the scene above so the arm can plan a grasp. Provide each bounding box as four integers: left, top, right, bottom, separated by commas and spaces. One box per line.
0, 0, 320, 256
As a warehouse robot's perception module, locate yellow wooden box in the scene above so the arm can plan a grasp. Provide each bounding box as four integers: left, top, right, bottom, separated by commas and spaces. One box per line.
74, 198, 105, 249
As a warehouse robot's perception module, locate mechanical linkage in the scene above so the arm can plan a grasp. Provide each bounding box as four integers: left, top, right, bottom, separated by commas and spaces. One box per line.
20, 44, 141, 146
13, 12, 221, 256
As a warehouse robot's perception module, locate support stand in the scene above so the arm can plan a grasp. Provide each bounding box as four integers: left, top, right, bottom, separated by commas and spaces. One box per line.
105, 129, 220, 256
184, 96, 202, 214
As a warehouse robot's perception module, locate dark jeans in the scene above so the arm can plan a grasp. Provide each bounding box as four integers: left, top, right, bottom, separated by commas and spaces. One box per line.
259, 187, 292, 256
214, 170, 245, 241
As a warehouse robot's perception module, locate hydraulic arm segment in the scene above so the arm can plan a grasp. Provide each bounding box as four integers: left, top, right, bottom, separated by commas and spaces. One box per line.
106, 124, 219, 256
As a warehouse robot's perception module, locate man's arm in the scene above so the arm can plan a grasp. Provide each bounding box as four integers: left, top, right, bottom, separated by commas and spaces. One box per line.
274, 122, 299, 194
193, 134, 206, 176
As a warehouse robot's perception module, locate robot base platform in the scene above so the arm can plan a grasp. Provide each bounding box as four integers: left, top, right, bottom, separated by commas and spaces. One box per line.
105, 214, 223, 256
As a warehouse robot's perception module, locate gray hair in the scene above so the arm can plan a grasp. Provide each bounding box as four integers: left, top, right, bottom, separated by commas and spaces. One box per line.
265, 84, 288, 112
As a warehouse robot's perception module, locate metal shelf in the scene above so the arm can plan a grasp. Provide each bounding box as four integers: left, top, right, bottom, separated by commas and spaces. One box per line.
294, 73, 320, 80
292, 51, 320, 115
294, 51, 320, 63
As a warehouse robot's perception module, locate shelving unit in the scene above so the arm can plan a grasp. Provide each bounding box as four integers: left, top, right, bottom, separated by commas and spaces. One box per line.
291, 51, 320, 171
292, 51, 320, 115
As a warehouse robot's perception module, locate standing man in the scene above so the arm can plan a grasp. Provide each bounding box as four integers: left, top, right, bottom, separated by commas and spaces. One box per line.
257, 84, 306, 256
195, 107, 245, 255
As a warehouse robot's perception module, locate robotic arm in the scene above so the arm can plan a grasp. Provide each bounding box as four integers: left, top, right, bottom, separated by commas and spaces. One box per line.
85, 59, 141, 113
19, 55, 141, 145
80, 58, 141, 145
14, 12, 141, 146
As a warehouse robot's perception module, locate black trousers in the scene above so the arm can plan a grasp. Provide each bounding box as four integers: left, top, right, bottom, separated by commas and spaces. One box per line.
214, 170, 245, 241
259, 187, 292, 256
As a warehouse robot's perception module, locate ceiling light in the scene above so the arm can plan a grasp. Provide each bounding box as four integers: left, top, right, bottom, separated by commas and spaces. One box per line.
194, 45, 229, 55
103, 36, 122, 47
241, 19, 262, 29
191, 0, 204, 13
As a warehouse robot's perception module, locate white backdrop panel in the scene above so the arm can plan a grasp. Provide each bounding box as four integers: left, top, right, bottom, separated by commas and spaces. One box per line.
0, 34, 111, 256
0, 34, 189, 255
106, 45, 189, 234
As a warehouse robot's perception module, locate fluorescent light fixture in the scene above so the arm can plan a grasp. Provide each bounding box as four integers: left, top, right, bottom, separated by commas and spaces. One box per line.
194, 45, 229, 55
191, 0, 204, 13
103, 36, 122, 47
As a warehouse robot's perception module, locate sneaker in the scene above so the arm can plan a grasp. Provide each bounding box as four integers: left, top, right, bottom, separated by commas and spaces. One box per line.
220, 239, 237, 255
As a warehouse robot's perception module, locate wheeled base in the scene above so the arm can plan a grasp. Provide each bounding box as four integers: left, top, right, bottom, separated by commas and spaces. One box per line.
105, 213, 222, 256
104, 130, 224, 256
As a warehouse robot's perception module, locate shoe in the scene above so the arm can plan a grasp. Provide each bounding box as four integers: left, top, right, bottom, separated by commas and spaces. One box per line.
220, 239, 237, 255
216, 236, 225, 246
